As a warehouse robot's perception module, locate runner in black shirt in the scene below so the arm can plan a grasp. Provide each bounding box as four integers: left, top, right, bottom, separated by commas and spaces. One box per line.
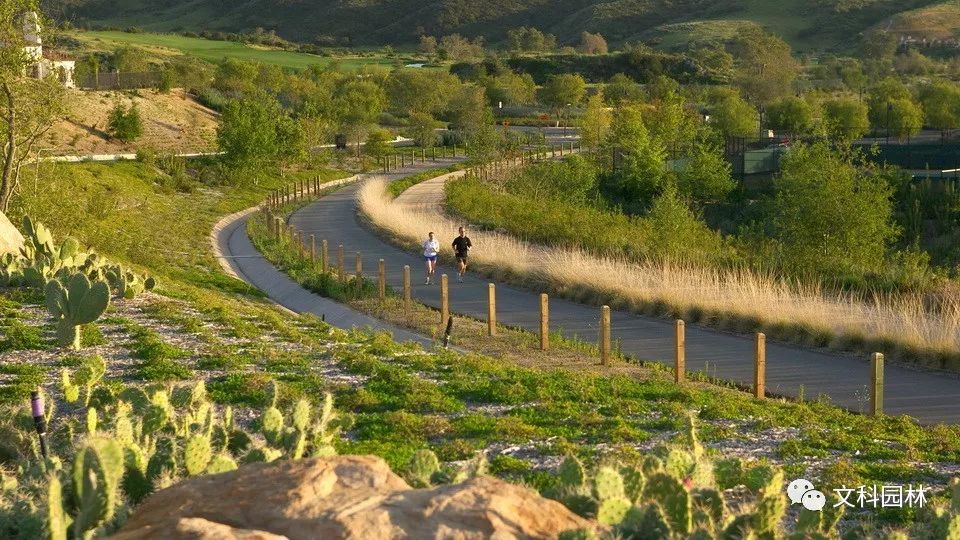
452, 227, 472, 282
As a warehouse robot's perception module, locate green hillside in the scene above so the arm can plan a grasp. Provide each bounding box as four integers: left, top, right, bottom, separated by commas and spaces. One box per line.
48, 0, 952, 51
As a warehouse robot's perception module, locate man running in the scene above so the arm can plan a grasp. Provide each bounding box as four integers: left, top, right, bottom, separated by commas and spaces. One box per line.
423, 231, 439, 284
452, 226, 472, 282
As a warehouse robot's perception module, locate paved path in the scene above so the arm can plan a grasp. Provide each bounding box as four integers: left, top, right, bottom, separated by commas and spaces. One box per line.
289, 171, 960, 425
210, 177, 432, 347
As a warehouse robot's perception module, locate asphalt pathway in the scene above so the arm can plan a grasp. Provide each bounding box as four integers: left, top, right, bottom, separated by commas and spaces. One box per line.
288, 165, 960, 425
212, 187, 432, 347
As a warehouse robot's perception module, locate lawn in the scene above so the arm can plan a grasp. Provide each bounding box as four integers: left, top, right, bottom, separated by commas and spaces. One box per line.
69, 30, 403, 70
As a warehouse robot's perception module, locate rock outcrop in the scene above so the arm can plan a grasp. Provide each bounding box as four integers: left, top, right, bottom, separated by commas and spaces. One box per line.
112, 455, 594, 539
0, 211, 23, 255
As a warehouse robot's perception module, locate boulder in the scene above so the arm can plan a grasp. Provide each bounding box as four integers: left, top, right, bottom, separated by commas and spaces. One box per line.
112, 455, 595, 540
0, 211, 23, 255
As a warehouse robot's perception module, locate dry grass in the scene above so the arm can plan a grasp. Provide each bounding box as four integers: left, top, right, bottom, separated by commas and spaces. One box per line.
359, 174, 960, 364
41, 89, 218, 156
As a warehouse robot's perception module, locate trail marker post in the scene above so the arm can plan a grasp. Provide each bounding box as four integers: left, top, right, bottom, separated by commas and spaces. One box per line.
539, 293, 549, 351
600, 306, 611, 366
675, 320, 685, 383
754, 333, 766, 399
487, 283, 496, 336
440, 274, 449, 326
871, 352, 884, 416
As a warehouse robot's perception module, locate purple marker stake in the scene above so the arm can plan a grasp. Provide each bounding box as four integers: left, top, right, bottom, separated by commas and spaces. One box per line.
30, 391, 48, 458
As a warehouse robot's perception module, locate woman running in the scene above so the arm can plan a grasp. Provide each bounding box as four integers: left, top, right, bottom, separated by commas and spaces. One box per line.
423, 231, 439, 284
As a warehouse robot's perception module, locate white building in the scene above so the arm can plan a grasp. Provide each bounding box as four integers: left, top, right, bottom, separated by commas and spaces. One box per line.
22, 11, 75, 88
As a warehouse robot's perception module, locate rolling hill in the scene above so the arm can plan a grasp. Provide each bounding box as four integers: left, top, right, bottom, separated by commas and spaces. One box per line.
45, 0, 958, 51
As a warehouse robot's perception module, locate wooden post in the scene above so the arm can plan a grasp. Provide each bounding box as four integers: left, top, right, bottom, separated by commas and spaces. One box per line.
600, 305, 611, 366
675, 320, 685, 383
871, 352, 884, 416
355, 252, 362, 278
274, 218, 283, 239
440, 274, 449, 326
378, 259, 385, 299
487, 283, 496, 336
321, 239, 329, 272
403, 265, 411, 315
754, 333, 766, 399
309, 235, 316, 264
539, 293, 549, 351
337, 244, 345, 279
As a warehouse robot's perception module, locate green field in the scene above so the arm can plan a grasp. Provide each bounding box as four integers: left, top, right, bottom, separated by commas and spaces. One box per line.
70, 30, 403, 70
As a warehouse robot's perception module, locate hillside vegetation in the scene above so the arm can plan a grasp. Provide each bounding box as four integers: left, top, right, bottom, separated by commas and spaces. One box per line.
43, 89, 218, 156
50, 0, 949, 50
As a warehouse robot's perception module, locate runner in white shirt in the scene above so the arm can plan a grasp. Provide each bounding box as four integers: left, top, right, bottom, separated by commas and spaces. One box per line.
422, 232, 439, 284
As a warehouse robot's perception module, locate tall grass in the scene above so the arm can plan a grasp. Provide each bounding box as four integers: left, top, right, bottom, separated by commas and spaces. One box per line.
359, 174, 960, 366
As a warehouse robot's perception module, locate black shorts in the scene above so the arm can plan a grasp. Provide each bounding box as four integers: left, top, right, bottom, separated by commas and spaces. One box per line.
456, 254, 468, 263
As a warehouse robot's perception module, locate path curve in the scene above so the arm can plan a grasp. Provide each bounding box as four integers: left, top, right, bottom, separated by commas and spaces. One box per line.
210, 173, 432, 346
290, 171, 960, 425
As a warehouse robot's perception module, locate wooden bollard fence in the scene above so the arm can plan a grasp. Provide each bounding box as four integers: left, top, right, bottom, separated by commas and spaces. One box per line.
337, 245, 345, 279
321, 239, 329, 272
675, 320, 685, 383
487, 283, 496, 336
355, 252, 362, 278
440, 274, 449, 326
539, 293, 549, 351
378, 259, 385, 299
403, 265, 411, 315
274, 218, 283, 239
310, 235, 317, 264
754, 333, 766, 399
871, 352, 884, 416
600, 306, 611, 365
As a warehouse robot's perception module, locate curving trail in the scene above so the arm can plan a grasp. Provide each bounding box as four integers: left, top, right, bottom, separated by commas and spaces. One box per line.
287, 168, 960, 425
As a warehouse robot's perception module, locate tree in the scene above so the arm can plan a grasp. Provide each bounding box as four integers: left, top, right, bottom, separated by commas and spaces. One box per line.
860, 31, 897, 62
603, 73, 644, 105
406, 111, 438, 148
108, 102, 143, 142
484, 72, 536, 107
438, 34, 484, 61
539, 74, 586, 127
729, 27, 798, 108
385, 69, 458, 115
918, 81, 960, 133
866, 77, 912, 128
213, 58, 258, 97
217, 93, 304, 173
765, 96, 815, 136
601, 105, 666, 207
0, 2, 67, 211
885, 97, 924, 140
446, 84, 491, 134
334, 79, 386, 155
578, 31, 608, 54
363, 128, 391, 161
505, 27, 556, 53
822, 98, 869, 143
644, 90, 699, 154
691, 45, 734, 83
646, 181, 726, 264
418, 35, 437, 56
708, 88, 758, 138
772, 143, 898, 277
579, 92, 611, 151
675, 137, 736, 204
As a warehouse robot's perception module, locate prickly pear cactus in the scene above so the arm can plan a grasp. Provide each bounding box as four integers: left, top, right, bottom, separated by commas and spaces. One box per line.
44, 273, 110, 349
406, 449, 440, 488
206, 454, 238, 474
46, 474, 68, 540
71, 437, 124, 537
596, 497, 631, 526
183, 435, 212, 476
291, 399, 311, 432
644, 472, 692, 535
559, 455, 587, 488
260, 406, 284, 446
593, 466, 625, 501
